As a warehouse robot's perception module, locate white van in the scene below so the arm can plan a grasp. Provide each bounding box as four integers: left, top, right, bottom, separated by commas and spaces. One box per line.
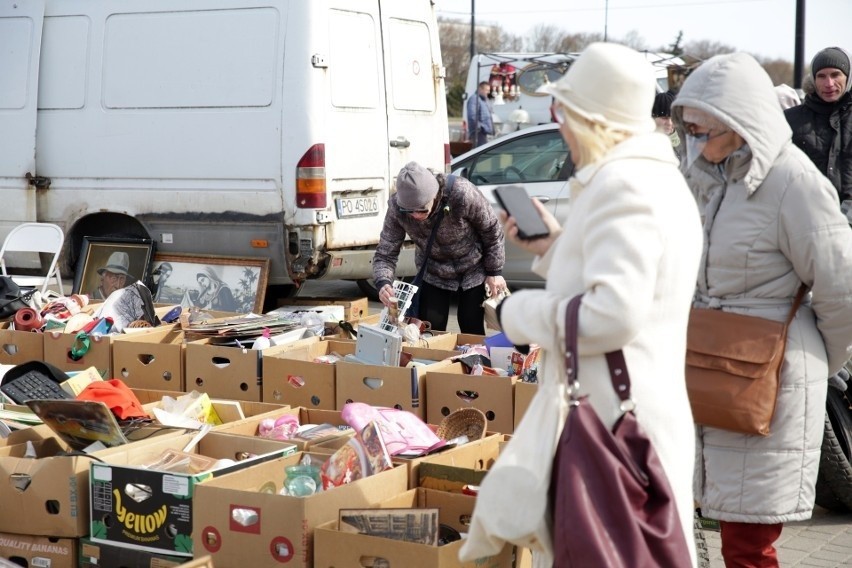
0, 0, 449, 298
463, 51, 683, 137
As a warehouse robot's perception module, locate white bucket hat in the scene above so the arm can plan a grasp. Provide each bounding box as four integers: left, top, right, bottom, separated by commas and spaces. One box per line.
538, 42, 657, 134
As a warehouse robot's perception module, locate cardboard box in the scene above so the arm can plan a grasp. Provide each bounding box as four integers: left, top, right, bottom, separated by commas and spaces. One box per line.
423, 333, 487, 351
313, 488, 514, 568
43, 328, 112, 378
133, 388, 288, 426
0, 428, 184, 538
0, 532, 77, 568
192, 451, 408, 568
184, 339, 263, 402
89, 432, 297, 556
336, 359, 456, 418
79, 536, 184, 568
212, 407, 352, 451
426, 364, 517, 435
0, 321, 44, 365
513, 381, 538, 429
280, 296, 369, 322
113, 326, 186, 391
262, 340, 355, 409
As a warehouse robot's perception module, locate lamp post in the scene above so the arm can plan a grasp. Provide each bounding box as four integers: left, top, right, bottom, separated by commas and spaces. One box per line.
470, 0, 476, 60
604, 0, 609, 42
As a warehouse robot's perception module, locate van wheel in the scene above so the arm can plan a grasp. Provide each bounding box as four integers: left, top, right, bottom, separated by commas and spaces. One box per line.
356, 279, 381, 301
815, 389, 852, 511
262, 284, 299, 313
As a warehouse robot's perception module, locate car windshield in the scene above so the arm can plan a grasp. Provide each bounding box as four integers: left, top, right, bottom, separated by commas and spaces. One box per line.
462, 129, 571, 185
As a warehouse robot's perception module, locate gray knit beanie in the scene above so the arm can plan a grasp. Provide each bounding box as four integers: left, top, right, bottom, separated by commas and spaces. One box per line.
812, 47, 850, 79
396, 162, 439, 210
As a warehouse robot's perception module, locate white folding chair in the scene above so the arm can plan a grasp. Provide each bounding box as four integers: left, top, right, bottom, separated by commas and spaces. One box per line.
0, 222, 65, 296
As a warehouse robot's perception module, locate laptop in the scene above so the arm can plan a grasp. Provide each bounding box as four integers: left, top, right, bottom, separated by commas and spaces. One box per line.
25, 399, 130, 452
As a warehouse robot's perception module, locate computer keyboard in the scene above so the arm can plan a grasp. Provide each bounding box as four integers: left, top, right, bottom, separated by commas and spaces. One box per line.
0, 370, 73, 404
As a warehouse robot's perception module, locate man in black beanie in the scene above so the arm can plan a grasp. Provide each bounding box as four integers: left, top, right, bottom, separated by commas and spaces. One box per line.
785, 47, 852, 214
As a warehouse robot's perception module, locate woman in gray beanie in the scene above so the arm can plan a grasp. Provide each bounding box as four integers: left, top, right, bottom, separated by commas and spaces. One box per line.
373, 161, 506, 333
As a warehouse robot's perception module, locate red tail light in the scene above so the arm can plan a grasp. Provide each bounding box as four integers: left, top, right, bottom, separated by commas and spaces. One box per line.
444, 143, 451, 173
297, 144, 327, 209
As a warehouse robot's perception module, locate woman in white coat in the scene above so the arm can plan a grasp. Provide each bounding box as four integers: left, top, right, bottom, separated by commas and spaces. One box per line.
497, 43, 703, 565
672, 52, 852, 566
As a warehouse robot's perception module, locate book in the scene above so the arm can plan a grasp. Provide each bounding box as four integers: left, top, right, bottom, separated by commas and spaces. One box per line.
339, 508, 439, 545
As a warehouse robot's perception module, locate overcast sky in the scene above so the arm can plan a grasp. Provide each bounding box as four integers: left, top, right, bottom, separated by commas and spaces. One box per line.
435, 0, 848, 63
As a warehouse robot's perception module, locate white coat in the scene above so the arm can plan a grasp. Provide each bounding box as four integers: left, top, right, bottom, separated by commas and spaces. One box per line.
500, 131, 703, 566
672, 52, 852, 524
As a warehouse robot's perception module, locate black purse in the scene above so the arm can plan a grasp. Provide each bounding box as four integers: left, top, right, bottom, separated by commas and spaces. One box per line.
0, 276, 35, 321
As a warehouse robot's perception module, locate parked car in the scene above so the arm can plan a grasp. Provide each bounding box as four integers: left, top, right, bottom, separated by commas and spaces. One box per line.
450, 123, 572, 288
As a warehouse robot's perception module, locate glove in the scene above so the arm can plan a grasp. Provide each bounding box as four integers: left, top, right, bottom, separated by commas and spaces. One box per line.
829, 368, 850, 392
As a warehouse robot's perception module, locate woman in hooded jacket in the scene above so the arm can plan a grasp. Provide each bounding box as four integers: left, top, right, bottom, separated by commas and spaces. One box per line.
673, 52, 852, 566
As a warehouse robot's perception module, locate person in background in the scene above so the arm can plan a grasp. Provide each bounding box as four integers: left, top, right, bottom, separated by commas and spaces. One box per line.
91, 251, 133, 300
785, 47, 852, 212
673, 52, 852, 567
373, 161, 505, 334
652, 89, 681, 158
466, 81, 494, 148
496, 42, 702, 565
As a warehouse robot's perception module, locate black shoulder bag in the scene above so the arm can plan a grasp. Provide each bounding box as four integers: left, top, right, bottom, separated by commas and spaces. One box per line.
0, 276, 36, 321
405, 174, 456, 318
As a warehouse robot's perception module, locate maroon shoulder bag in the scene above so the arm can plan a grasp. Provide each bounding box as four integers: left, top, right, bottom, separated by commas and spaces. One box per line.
550, 294, 692, 567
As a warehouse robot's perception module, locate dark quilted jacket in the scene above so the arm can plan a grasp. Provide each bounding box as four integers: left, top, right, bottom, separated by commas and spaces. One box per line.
373, 174, 504, 292
785, 91, 852, 202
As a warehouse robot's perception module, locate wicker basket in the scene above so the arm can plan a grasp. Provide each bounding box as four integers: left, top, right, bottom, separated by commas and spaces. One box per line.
435, 407, 487, 441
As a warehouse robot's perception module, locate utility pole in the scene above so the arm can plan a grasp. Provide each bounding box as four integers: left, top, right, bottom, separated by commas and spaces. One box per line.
793, 0, 805, 89
604, 0, 609, 42
470, 0, 476, 61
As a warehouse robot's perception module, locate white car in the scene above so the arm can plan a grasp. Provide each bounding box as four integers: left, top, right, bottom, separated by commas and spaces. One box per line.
451, 123, 572, 288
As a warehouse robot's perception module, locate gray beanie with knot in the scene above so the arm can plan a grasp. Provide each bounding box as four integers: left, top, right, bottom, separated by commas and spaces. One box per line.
812, 47, 850, 79
396, 162, 439, 210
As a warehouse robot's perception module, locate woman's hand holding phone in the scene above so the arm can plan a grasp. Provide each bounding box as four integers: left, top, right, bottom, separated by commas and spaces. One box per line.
500, 197, 562, 257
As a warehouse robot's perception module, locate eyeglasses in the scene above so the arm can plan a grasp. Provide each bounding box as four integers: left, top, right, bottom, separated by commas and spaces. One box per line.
398, 205, 430, 215
684, 123, 730, 142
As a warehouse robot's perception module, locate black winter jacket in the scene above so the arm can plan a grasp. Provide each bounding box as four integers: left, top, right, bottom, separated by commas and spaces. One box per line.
785, 91, 852, 203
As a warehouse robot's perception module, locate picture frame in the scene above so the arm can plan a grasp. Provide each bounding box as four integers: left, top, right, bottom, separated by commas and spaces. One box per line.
149, 253, 270, 314
72, 237, 155, 299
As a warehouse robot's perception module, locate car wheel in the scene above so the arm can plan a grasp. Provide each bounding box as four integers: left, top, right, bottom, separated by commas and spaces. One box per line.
815, 388, 852, 511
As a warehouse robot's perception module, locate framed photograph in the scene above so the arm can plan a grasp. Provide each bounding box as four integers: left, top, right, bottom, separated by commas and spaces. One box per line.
149, 253, 270, 314
72, 237, 155, 299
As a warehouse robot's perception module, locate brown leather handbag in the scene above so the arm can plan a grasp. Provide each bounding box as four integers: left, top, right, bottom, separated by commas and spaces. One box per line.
686, 285, 807, 436
550, 294, 691, 568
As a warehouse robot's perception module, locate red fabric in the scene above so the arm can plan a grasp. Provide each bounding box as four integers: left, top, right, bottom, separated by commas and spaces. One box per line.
76, 379, 149, 420
720, 521, 783, 568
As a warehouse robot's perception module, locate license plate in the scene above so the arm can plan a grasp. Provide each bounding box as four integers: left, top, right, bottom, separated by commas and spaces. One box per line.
336, 196, 379, 219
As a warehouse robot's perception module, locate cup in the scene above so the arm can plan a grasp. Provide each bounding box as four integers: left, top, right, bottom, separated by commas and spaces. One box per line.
284, 464, 321, 496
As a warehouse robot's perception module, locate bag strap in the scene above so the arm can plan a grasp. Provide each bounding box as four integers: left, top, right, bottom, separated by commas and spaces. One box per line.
411, 174, 456, 287
565, 294, 633, 404
785, 284, 808, 327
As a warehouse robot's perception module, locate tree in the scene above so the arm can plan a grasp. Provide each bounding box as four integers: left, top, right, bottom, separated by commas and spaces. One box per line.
668, 32, 684, 57
755, 56, 795, 86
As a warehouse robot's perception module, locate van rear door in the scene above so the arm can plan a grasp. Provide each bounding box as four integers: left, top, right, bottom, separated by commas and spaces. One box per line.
0, 0, 44, 231
379, 1, 448, 179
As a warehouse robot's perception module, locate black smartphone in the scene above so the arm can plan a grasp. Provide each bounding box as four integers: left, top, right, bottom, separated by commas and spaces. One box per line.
493, 185, 550, 240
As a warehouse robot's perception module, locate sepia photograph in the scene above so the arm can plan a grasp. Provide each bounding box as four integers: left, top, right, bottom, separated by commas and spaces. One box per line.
72, 237, 155, 299
149, 253, 270, 314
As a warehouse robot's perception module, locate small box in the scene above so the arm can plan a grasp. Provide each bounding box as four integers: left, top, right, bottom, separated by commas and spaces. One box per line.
426, 364, 517, 435
212, 407, 352, 451
43, 328, 112, 378
513, 381, 538, 429
192, 451, 408, 568
79, 536, 185, 568
262, 339, 356, 408
313, 488, 514, 568
113, 325, 186, 391
89, 432, 297, 556
184, 338, 263, 402
0, 532, 77, 568
0, 321, 44, 364
280, 296, 369, 322
336, 359, 456, 418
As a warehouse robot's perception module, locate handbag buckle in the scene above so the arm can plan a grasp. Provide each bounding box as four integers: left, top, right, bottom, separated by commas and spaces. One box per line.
619, 399, 636, 413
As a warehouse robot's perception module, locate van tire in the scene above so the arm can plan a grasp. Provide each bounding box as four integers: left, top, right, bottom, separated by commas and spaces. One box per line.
815, 389, 852, 511
356, 279, 381, 301
262, 284, 299, 312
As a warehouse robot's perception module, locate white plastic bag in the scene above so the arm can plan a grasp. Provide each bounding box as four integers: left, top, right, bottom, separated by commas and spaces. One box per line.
458, 375, 568, 567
